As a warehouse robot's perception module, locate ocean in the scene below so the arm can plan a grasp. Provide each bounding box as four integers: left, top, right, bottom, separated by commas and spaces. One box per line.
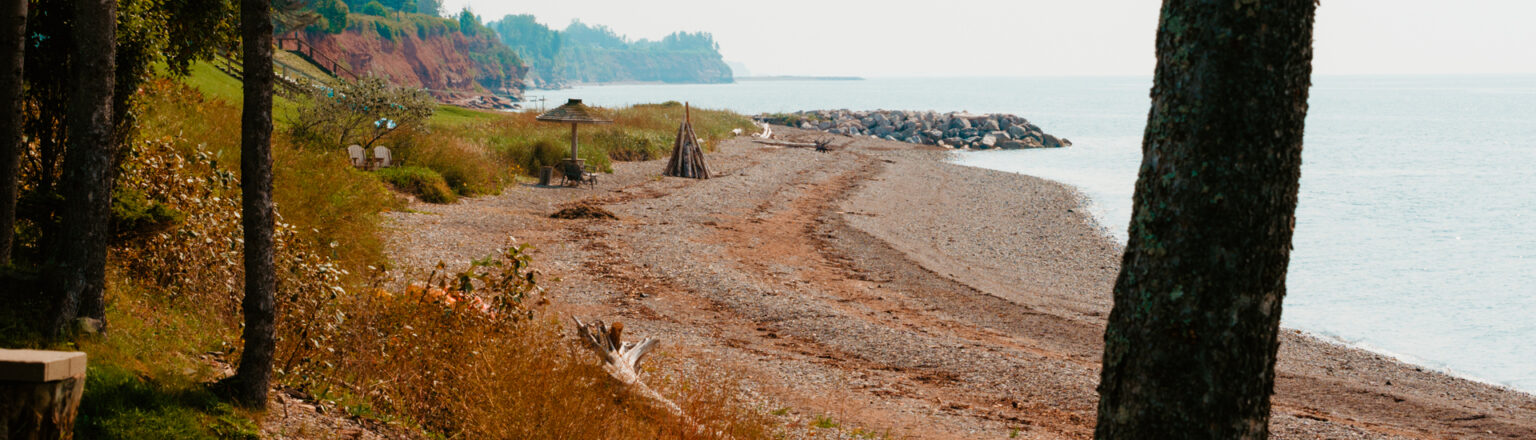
533, 75, 1536, 393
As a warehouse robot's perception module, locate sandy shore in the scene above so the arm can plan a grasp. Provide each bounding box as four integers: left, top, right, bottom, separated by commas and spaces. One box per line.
385, 127, 1536, 439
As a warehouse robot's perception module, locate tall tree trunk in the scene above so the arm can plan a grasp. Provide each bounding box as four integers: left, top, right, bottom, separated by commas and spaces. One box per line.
0, 0, 24, 266
232, 0, 276, 409
1094, 1, 1315, 439
48, 0, 115, 335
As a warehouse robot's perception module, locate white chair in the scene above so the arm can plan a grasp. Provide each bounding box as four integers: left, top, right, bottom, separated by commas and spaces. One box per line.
373, 146, 392, 168
347, 145, 366, 168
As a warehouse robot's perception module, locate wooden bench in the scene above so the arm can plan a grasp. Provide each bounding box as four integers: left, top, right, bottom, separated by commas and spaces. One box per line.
1, 349, 87, 438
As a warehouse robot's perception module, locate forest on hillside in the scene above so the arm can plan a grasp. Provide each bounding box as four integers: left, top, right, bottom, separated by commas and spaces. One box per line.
489, 16, 733, 88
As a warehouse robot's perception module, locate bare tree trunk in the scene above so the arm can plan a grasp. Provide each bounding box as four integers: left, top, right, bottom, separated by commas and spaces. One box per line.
1094, 1, 1315, 439
0, 0, 25, 266
232, 0, 277, 409
48, 0, 115, 336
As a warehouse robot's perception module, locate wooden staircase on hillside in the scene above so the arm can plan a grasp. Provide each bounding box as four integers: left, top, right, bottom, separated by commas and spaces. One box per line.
276, 36, 359, 81
212, 51, 328, 99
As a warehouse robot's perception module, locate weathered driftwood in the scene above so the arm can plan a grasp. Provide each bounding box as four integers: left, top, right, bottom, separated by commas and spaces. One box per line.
663, 103, 711, 179
749, 139, 818, 148
572, 317, 683, 416
751, 121, 773, 139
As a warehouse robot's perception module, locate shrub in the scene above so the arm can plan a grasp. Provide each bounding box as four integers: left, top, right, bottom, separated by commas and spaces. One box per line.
505, 139, 567, 175
374, 20, 395, 41
376, 166, 456, 203
361, 1, 388, 16
404, 138, 509, 196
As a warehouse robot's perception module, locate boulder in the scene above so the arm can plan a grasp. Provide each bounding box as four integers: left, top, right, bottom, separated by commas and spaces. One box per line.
943, 137, 965, 146
1042, 134, 1064, 148
1007, 125, 1029, 139
817, 120, 832, 130
925, 129, 944, 139
949, 118, 971, 130
983, 119, 1001, 131
800, 121, 815, 130
989, 130, 1010, 140
980, 134, 998, 148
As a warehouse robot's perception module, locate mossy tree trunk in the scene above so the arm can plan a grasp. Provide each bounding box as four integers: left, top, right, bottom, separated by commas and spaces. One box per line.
48, 0, 115, 336
1094, 1, 1315, 439
0, 0, 24, 266
233, 0, 276, 409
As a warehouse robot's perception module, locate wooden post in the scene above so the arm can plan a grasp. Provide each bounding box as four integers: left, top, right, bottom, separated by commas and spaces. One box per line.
569, 123, 579, 160
1, 349, 87, 439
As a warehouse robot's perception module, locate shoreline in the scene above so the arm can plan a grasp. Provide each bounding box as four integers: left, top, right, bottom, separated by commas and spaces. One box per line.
383, 127, 1536, 438
941, 154, 1536, 398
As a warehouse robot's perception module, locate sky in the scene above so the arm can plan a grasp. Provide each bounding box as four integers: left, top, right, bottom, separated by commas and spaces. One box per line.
442, 0, 1536, 77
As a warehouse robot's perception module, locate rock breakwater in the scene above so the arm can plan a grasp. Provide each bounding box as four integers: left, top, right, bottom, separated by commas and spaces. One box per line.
757, 109, 1071, 150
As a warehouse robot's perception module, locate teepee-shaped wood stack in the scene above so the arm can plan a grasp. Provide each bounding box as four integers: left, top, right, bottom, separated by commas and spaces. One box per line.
663, 103, 711, 179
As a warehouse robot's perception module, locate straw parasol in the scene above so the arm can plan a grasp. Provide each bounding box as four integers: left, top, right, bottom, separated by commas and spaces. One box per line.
536, 99, 613, 161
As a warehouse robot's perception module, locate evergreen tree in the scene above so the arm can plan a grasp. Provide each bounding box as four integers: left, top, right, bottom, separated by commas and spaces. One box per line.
232, 0, 278, 409
1094, 1, 1316, 438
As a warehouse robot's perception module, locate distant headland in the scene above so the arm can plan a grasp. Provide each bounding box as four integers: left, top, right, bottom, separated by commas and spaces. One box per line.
735, 75, 865, 81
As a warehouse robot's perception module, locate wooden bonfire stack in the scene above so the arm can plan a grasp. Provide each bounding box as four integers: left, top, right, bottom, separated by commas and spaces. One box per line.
663, 103, 711, 179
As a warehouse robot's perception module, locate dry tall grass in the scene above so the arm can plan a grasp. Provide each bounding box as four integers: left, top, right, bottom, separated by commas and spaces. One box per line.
82, 77, 779, 438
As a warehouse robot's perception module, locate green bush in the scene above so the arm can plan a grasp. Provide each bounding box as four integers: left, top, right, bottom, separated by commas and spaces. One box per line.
361, 1, 388, 16
376, 166, 456, 203
505, 140, 567, 176
110, 187, 184, 240
374, 20, 395, 41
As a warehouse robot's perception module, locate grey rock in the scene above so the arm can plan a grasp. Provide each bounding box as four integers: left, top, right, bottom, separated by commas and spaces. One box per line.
1042, 134, 1064, 148
981, 134, 998, 147
1007, 125, 1029, 139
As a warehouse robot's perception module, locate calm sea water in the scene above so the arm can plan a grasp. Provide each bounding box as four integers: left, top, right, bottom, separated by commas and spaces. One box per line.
536, 76, 1536, 393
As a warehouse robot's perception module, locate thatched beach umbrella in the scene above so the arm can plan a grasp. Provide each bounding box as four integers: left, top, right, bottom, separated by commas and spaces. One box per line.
536, 99, 613, 161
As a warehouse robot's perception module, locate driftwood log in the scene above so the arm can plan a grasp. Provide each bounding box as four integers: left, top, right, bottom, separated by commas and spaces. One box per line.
663, 103, 711, 179
572, 317, 683, 416
749, 139, 818, 148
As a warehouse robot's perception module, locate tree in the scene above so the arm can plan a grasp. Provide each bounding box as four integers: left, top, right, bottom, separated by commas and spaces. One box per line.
1093, 1, 1315, 438
232, 0, 277, 409
286, 76, 434, 149
414, 0, 439, 17
48, 0, 118, 335
310, 0, 348, 34
0, 0, 24, 266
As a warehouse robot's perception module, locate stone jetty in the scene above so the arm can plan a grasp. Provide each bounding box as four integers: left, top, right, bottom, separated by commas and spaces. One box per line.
756, 109, 1072, 150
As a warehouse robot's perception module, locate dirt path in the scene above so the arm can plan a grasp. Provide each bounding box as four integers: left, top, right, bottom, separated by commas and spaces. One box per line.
384, 128, 1536, 439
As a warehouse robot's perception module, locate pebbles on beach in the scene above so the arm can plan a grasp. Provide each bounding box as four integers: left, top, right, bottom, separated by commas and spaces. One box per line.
382, 126, 1536, 439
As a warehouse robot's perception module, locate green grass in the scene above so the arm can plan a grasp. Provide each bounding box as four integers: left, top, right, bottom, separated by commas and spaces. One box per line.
431, 104, 502, 127
182, 62, 301, 122
76, 364, 259, 440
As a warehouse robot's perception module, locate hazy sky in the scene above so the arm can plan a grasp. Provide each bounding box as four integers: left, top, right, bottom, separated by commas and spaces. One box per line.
443, 0, 1536, 77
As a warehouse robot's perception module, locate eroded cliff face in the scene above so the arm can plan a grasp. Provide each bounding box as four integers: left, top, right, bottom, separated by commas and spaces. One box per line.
298, 26, 525, 98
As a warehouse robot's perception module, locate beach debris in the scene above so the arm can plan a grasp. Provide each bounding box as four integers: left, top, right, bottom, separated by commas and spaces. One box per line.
751, 121, 773, 139
572, 317, 681, 416
550, 203, 618, 220
663, 102, 712, 179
